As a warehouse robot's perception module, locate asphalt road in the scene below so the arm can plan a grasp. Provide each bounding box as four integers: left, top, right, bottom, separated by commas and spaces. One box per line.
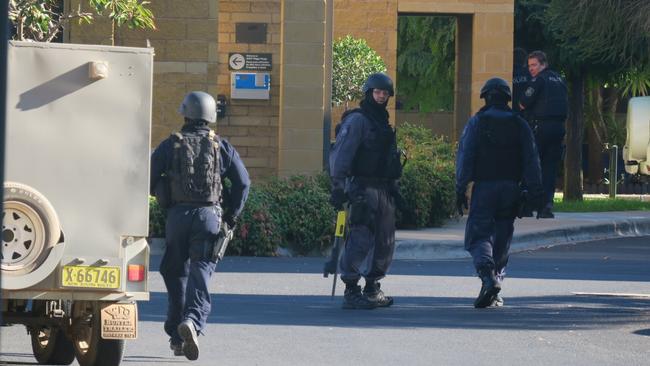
2, 236, 649, 366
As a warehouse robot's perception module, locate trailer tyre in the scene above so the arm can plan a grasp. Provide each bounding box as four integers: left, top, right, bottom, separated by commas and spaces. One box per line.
2, 182, 60, 275
72, 301, 125, 366
30, 326, 76, 365
29, 300, 75, 365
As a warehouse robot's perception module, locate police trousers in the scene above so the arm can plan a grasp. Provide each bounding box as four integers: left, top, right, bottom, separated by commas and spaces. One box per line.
339, 186, 396, 284
534, 120, 565, 206
465, 181, 520, 279
159, 204, 221, 343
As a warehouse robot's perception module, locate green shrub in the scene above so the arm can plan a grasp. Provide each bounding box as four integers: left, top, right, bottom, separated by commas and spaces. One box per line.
228, 187, 280, 256
396, 123, 456, 228
265, 175, 336, 256
148, 196, 166, 238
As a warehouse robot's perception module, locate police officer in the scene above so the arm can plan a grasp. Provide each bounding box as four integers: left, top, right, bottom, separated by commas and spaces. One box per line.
150, 91, 250, 360
329, 72, 402, 310
456, 78, 542, 308
519, 50, 568, 218
512, 47, 530, 113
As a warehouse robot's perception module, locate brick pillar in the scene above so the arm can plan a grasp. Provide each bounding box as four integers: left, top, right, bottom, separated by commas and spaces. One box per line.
278, 0, 327, 176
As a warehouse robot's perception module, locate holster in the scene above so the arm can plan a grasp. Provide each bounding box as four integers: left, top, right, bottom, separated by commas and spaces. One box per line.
211, 223, 234, 262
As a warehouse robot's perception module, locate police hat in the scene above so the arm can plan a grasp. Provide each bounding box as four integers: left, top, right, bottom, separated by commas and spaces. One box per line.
480, 78, 512, 101
178, 91, 217, 123
362, 73, 394, 96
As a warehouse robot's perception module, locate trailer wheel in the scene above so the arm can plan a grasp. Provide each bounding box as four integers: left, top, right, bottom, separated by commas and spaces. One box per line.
30, 326, 76, 365
29, 300, 75, 365
72, 301, 125, 366
2, 182, 60, 275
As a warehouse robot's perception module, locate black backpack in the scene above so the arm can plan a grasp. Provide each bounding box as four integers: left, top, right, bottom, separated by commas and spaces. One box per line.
168, 130, 222, 205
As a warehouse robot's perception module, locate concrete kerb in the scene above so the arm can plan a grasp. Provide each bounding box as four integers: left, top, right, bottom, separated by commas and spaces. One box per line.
394, 215, 650, 260
509, 217, 650, 253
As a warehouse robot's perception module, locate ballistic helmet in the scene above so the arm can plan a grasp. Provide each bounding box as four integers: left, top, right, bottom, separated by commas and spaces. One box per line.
480, 78, 512, 101
362, 73, 394, 96
178, 91, 217, 123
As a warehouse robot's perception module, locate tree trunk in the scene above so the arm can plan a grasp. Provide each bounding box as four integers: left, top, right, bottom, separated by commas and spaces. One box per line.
564, 69, 585, 201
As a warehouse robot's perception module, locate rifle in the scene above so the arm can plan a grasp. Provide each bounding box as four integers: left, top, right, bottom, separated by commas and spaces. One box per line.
323, 209, 347, 298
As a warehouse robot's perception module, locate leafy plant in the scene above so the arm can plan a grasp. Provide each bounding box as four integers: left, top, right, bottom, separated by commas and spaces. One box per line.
9, 0, 155, 44
148, 196, 166, 238
397, 123, 456, 228
397, 16, 455, 112
332, 35, 386, 109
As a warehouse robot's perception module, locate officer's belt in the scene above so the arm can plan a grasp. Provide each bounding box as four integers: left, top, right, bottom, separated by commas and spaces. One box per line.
530, 117, 565, 124
173, 201, 218, 207
353, 176, 393, 189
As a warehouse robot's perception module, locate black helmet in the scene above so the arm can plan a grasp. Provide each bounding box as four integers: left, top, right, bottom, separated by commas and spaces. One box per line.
362, 72, 394, 96
480, 78, 512, 100
178, 91, 217, 123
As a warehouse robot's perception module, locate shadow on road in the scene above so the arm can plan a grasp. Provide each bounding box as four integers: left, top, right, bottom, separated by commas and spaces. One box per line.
633, 328, 650, 336
140, 291, 650, 331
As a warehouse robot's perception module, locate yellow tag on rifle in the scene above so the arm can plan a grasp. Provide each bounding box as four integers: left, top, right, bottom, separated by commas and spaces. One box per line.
335, 211, 346, 237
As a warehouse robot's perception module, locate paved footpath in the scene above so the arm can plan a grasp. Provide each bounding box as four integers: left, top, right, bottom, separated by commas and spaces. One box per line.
396, 211, 650, 259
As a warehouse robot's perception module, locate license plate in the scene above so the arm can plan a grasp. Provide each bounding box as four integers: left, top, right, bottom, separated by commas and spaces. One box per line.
61, 265, 120, 289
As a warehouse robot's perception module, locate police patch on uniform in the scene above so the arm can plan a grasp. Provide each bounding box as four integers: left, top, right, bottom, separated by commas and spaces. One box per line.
524, 87, 534, 97
339, 126, 349, 138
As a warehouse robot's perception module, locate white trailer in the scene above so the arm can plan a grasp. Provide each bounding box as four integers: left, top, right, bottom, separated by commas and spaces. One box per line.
2, 41, 153, 366
623, 96, 650, 175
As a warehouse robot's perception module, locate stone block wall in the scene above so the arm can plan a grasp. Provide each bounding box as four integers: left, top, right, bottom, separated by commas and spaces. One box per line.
217, 0, 281, 178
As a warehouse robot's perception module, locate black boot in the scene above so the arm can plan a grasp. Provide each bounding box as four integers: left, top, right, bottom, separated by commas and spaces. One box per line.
474, 267, 501, 308
342, 282, 377, 310
490, 294, 504, 307
363, 281, 394, 308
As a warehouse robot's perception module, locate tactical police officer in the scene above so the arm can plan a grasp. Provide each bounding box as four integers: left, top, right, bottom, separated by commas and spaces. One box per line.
150, 91, 250, 360
456, 78, 543, 308
512, 47, 530, 113
519, 50, 568, 218
329, 72, 402, 310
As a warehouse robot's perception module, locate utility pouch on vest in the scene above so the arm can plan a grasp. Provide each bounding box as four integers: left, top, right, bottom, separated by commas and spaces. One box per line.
211, 223, 234, 262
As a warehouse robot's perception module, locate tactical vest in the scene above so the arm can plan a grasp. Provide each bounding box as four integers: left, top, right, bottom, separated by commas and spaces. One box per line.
168, 130, 222, 205
350, 115, 401, 180
530, 69, 568, 120
473, 113, 523, 182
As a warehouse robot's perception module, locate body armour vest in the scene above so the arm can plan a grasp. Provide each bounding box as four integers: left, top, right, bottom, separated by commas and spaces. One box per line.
350, 113, 402, 180
474, 113, 523, 182
168, 131, 222, 204
530, 69, 568, 120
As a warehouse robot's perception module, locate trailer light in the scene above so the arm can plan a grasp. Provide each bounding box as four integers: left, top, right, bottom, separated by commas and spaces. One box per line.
127, 264, 145, 282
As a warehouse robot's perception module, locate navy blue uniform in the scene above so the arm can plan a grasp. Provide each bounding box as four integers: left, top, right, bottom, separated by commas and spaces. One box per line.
329, 111, 397, 285
456, 105, 542, 278
512, 65, 530, 113
150, 123, 250, 345
519, 68, 568, 208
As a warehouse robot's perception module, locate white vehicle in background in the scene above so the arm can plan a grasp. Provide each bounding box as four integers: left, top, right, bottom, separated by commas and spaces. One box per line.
623, 96, 650, 175
2, 41, 153, 366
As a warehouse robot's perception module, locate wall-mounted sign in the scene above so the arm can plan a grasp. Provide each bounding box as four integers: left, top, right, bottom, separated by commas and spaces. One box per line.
228, 53, 272, 71
236, 23, 267, 44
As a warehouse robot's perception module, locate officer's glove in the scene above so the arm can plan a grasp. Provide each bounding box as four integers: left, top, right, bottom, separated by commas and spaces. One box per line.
329, 188, 347, 211
456, 191, 468, 217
